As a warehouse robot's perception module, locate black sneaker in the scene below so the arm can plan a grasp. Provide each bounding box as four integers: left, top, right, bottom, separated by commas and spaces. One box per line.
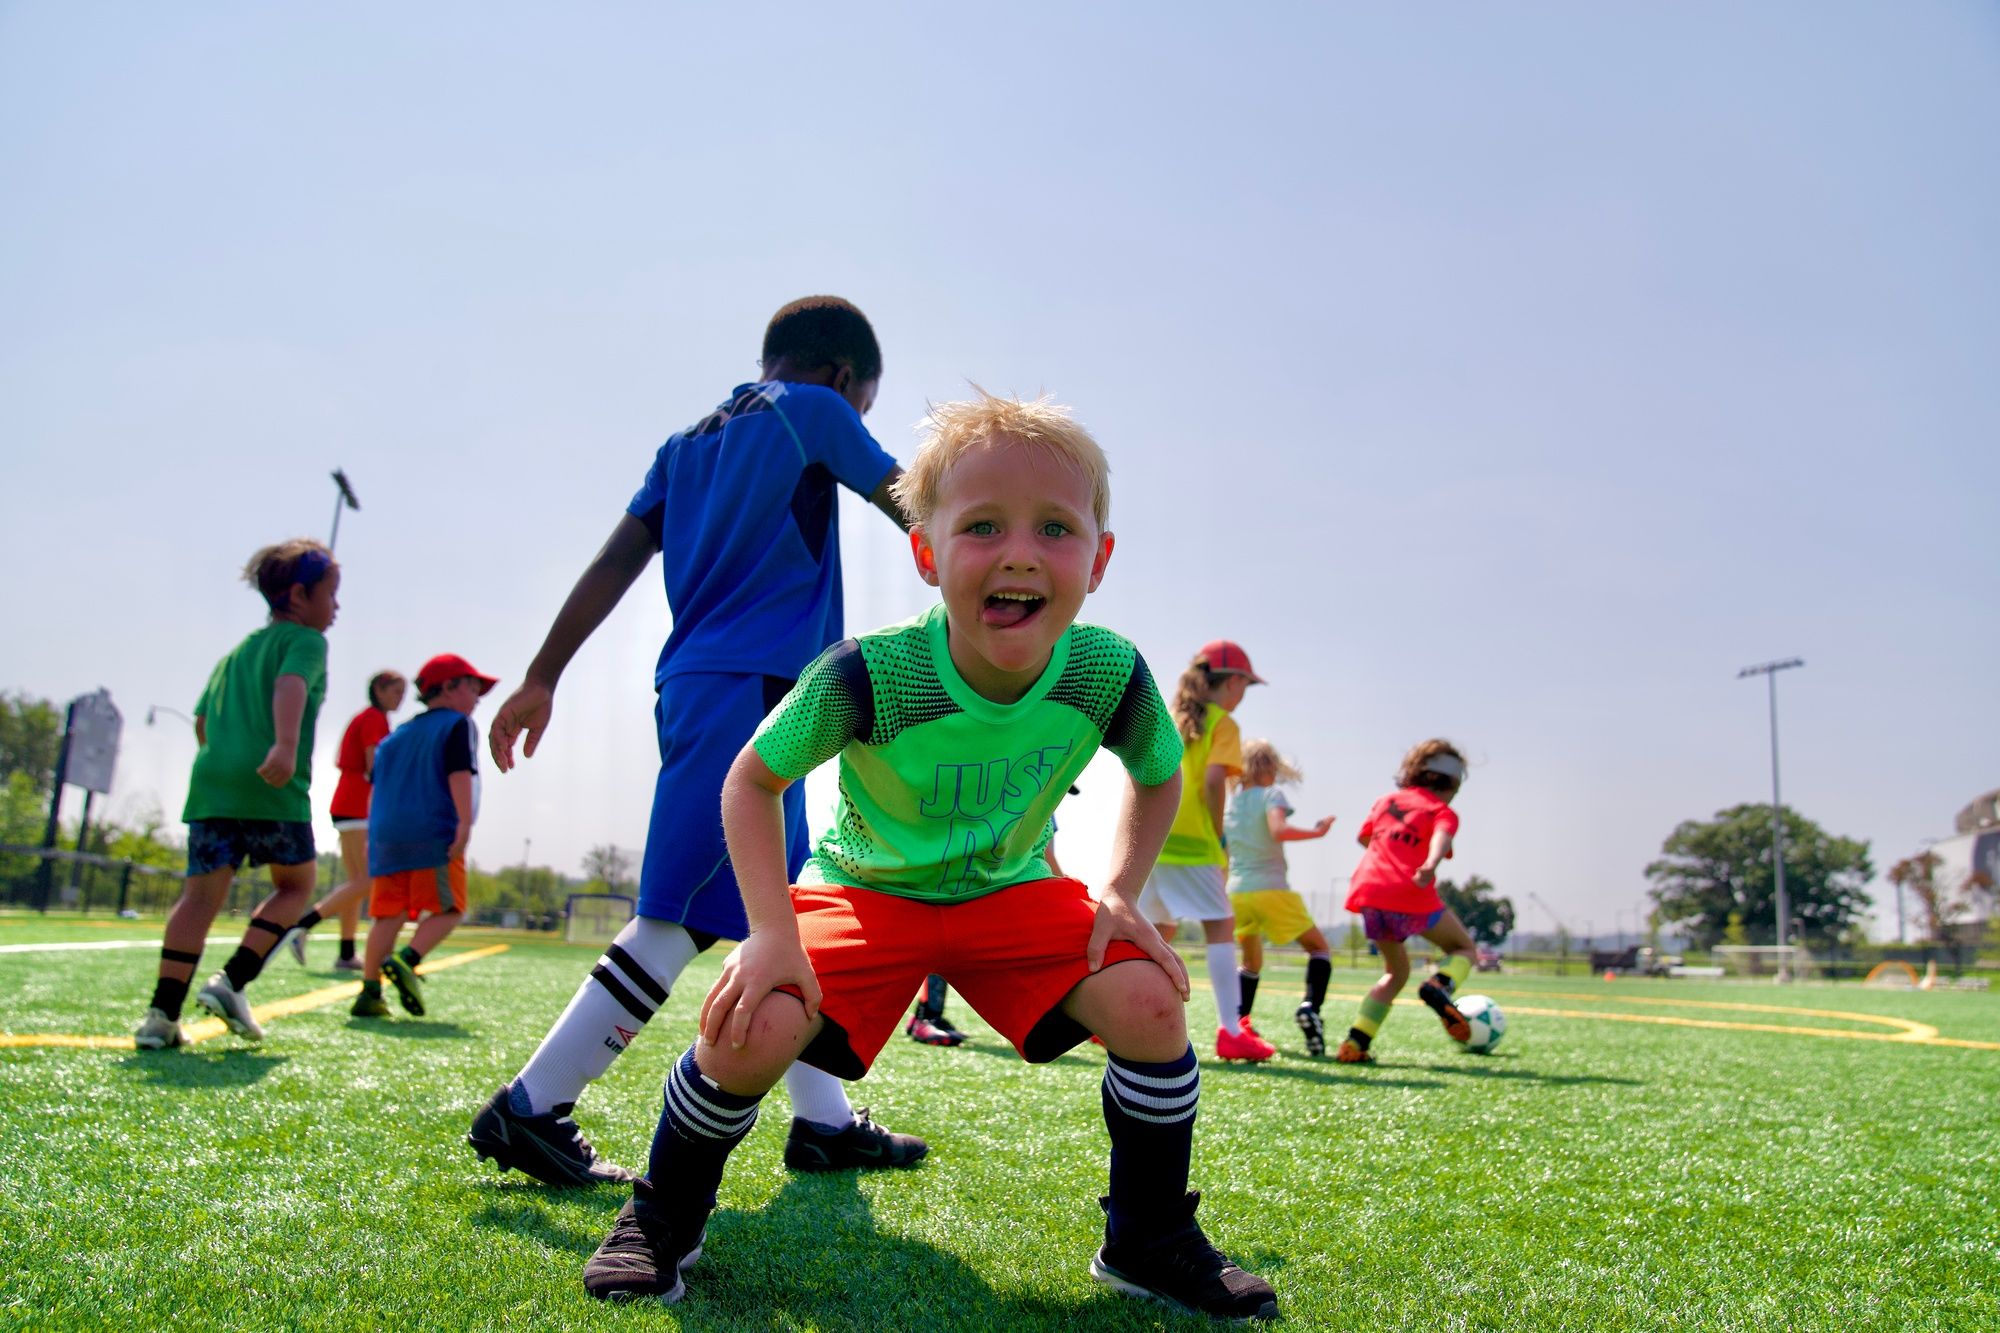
1090, 1192, 1278, 1322
468, 1084, 636, 1188
782, 1107, 929, 1172
1418, 980, 1470, 1043
582, 1183, 707, 1304
1294, 1002, 1326, 1057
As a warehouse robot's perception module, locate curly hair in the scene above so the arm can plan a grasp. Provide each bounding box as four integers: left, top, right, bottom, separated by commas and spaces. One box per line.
1395, 738, 1467, 794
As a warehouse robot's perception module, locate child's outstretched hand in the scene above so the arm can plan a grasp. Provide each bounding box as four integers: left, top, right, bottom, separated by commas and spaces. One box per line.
1311, 815, 1336, 837
488, 681, 553, 772
702, 930, 823, 1051
1086, 892, 1190, 1001
256, 744, 296, 788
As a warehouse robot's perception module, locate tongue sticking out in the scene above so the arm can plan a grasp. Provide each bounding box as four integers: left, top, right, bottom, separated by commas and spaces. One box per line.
982, 595, 1042, 628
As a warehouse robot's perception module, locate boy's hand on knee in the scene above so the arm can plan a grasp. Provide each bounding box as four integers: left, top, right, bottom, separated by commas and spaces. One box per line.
702, 931, 821, 1050
1087, 894, 1191, 1001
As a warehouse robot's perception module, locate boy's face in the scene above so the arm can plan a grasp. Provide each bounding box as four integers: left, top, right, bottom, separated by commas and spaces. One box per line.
911, 435, 1112, 699
838, 372, 879, 418
290, 567, 340, 632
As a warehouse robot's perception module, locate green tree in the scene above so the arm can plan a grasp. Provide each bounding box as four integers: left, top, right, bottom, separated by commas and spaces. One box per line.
1437, 874, 1516, 946
0, 692, 62, 792
1645, 804, 1872, 950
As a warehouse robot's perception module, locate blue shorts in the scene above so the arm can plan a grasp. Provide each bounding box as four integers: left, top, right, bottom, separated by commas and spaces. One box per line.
187, 818, 317, 877
1360, 906, 1445, 944
638, 672, 808, 940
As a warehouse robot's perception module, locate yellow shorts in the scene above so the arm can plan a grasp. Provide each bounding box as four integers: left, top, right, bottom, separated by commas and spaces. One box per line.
1230, 889, 1316, 946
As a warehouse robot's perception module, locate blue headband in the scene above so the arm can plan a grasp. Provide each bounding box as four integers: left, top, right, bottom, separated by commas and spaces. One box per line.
292, 549, 331, 590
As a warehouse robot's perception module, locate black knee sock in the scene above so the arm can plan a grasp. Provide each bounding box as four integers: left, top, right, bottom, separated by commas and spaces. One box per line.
1304, 954, 1331, 1010
643, 1046, 762, 1221
921, 973, 948, 1019
221, 917, 287, 990
150, 948, 202, 1019
295, 908, 323, 932
1237, 969, 1260, 1019
337, 937, 356, 961
398, 944, 423, 969
1101, 1047, 1200, 1244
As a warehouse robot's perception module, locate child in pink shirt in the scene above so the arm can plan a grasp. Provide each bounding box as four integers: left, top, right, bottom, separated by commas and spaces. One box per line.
1336, 739, 1476, 1063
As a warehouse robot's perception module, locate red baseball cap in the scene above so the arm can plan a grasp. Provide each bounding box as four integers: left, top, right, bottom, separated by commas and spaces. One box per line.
1196, 639, 1265, 684
416, 653, 499, 696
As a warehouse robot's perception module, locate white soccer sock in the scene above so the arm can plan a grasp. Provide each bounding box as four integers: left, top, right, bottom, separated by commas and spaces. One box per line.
783, 1061, 856, 1131
511, 917, 701, 1116
1207, 942, 1243, 1035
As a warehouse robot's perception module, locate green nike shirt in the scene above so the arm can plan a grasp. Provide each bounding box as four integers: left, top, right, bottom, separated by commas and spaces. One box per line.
752, 603, 1182, 903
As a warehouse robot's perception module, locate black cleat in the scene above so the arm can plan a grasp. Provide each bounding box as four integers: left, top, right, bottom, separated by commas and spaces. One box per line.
1294, 1002, 1326, 1057
1090, 1192, 1278, 1322
381, 954, 425, 1016
582, 1182, 706, 1304
468, 1085, 636, 1188
783, 1106, 928, 1172
1418, 980, 1471, 1043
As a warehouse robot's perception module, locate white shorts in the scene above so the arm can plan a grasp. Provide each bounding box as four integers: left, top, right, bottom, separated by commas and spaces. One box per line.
332, 818, 368, 834
1139, 863, 1231, 922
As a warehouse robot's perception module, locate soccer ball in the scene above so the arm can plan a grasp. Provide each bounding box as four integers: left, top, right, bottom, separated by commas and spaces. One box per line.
1455, 994, 1506, 1054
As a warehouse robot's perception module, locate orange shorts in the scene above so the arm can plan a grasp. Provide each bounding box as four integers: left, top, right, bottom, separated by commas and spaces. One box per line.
783, 877, 1153, 1079
370, 858, 466, 920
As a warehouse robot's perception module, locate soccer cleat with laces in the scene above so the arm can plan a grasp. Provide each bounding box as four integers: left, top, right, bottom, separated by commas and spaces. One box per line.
1419, 980, 1471, 1043
279, 926, 309, 966
1214, 1025, 1276, 1063
1294, 1003, 1326, 1057
382, 954, 425, 1016
783, 1107, 929, 1172
582, 1183, 707, 1303
1091, 1192, 1278, 1322
195, 972, 264, 1041
1335, 1038, 1374, 1064
134, 1007, 186, 1050
906, 1012, 965, 1046
467, 1084, 636, 1188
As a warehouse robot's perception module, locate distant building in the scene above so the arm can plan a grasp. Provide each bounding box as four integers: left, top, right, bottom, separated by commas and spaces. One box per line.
1916, 788, 1999, 944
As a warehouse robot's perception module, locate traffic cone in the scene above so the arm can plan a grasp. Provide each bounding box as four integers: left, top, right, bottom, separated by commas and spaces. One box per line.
1602, 969, 1616, 981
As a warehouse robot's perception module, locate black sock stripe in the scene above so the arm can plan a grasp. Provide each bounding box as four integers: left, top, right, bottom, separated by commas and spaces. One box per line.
248, 916, 286, 936
603, 943, 668, 1005
589, 964, 655, 1024
161, 948, 202, 965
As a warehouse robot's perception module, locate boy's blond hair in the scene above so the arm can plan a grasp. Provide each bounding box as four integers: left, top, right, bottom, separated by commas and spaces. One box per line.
891, 390, 1111, 531
1236, 739, 1304, 790
243, 537, 334, 612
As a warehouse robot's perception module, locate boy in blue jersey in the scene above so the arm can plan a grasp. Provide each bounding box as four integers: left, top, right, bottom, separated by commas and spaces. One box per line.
352, 653, 494, 1018
469, 297, 926, 1185
582, 393, 1278, 1320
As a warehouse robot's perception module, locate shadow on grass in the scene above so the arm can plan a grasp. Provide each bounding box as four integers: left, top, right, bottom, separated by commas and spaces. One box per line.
468, 1186, 626, 1256
343, 1018, 476, 1039
115, 1048, 289, 1088
1211, 1060, 1447, 1091
1415, 1059, 1643, 1087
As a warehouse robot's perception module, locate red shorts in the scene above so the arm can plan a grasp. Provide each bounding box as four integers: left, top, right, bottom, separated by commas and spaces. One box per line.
784, 877, 1152, 1079
370, 858, 466, 920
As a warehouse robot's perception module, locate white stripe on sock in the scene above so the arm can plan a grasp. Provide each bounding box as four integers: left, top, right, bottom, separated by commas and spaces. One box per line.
667, 1061, 759, 1141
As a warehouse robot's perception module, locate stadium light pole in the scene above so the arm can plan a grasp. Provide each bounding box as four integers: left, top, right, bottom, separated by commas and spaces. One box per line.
1738, 657, 1804, 982
329, 469, 361, 554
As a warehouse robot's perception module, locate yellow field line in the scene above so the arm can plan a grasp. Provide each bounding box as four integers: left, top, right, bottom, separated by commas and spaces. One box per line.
0, 944, 510, 1050
1318, 988, 1998, 1051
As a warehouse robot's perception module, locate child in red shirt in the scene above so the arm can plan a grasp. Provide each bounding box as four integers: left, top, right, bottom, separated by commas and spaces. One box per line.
1336, 739, 1477, 1063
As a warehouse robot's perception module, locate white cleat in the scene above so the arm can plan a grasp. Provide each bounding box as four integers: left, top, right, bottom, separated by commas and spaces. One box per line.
195, 972, 265, 1041
134, 1007, 187, 1049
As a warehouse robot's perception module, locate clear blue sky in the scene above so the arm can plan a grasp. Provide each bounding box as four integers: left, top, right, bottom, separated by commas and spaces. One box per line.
4, 3, 1995, 940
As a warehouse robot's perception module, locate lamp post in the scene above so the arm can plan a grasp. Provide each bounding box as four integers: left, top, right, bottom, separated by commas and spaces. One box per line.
146, 705, 194, 729
1738, 657, 1804, 982
329, 469, 361, 554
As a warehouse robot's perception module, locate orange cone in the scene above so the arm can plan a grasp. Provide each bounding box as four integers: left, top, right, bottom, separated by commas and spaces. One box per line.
1602, 969, 1616, 981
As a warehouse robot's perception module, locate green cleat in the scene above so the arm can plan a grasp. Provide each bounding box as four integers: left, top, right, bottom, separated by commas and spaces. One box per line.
351, 987, 391, 1018
382, 955, 425, 1016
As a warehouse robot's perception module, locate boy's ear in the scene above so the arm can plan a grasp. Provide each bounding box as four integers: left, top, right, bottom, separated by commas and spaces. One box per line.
1084, 531, 1115, 594
909, 528, 940, 587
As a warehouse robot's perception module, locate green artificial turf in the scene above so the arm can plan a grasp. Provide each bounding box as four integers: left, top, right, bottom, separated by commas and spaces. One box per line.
1, 915, 1996, 1331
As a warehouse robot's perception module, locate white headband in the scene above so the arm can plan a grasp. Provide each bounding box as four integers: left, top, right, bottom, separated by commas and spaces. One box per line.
1421, 753, 1465, 782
